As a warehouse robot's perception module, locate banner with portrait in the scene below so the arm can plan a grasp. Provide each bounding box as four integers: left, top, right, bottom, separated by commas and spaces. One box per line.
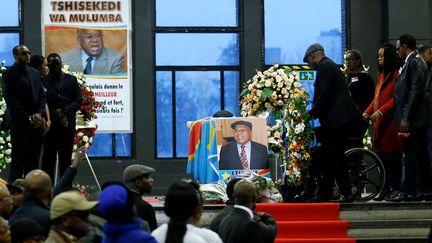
42, 0, 132, 132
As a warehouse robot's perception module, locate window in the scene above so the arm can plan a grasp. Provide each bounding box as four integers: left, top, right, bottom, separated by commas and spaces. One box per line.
264, 0, 344, 65
155, 0, 240, 158
0, 0, 21, 66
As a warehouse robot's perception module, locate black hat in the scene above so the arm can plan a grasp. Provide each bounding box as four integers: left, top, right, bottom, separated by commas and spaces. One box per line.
303, 43, 324, 63
213, 110, 234, 117
230, 120, 252, 130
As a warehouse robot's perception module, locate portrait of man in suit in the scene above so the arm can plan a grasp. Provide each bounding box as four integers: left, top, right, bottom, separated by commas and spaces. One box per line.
219, 120, 269, 170
60, 28, 125, 75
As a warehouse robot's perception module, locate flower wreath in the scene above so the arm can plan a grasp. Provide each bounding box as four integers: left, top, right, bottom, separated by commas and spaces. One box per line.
240, 65, 312, 187
0, 61, 101, 172
61, 65, 101, 153
0, 61, 12, 170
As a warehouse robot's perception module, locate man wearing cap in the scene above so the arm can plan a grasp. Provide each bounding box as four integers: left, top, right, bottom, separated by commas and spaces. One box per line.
123, 164, 157, 231
303, 43, 361, 202
46, 190, 98, 243
219, 120, 269, 170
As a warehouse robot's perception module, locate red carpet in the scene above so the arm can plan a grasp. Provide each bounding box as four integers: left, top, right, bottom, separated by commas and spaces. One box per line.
255, 203, 356, 243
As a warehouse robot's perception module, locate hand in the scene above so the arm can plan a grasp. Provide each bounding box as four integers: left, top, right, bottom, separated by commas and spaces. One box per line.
400, 118, 409, 131
71, 147, 86, 168
54, 109, 65, 118
370, 111, 382, 123
31, 113, 43, 128
362, 113, 370, 118
60, 116, 68, 127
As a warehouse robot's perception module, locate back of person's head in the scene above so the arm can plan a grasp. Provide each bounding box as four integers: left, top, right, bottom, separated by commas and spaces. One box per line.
233, 180, 256, 207
164, 181, 201, 243
98, 182, 135, 223
398, 34, 417, 50
419, 45, 432, 54
23, 170, 52, 202
226, 178, 242, 203
378, 43, 399, 75
10, 218, 44, 243
29, 55, 45, 70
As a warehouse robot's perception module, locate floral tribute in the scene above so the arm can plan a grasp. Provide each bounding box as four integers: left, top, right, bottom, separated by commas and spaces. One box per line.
62, 65, 101, 152
0, 61, 12, 170
240, 65, 312, 187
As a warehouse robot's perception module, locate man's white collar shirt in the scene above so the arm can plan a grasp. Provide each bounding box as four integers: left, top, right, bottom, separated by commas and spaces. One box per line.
81, 50, 96, 73
234, 205, 254, 219
399, 51, 414, 74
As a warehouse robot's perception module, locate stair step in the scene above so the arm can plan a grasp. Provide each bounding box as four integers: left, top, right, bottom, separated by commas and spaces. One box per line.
275, 238, 355, 243
256, 203, 340, 221
277, 220, 348, 238
347, 227, 430, 239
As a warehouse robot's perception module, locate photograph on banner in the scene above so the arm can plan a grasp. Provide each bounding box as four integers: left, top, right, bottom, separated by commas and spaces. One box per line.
42, 0, 132, 133
216, 118, 270, 181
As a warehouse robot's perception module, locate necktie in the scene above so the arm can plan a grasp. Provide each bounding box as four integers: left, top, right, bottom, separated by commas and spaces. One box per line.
83, 57, 93, 74
240, 145, 249, 169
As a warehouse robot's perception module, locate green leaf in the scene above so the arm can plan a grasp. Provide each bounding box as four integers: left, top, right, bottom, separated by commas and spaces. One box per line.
261, 88, 273, 99
240, 88, 250, 96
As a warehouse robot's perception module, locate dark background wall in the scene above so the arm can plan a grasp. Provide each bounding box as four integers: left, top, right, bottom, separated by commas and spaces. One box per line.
16, 0, 432, 195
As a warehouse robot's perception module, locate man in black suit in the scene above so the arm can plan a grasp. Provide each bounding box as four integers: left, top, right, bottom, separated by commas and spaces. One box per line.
41, 53, 82, 180
217, 180, 277, 243
390, 34, 430, 202
218, 120, 269, 170
2, 45, 46, 181
303, 43, 362, 202
123, 164, 157, 231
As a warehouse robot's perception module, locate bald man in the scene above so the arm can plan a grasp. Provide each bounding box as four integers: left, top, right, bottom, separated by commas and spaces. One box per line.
217, 180, 277, 243
9, 170, 52, 236
0, 185, 13, 220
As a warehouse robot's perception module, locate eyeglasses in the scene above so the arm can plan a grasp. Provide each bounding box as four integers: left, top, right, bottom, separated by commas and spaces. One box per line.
345, 58, 358, 62
19, 51, 31, 56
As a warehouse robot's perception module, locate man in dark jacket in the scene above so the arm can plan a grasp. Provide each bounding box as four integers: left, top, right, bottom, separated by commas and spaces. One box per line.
123, 164, 157, 231
217, 180, 277, 243
42, 53, 83, 181
390, 34, 430, 202
9, 170, 52, 236
303, 43, 362, 202
2, 45, 46, 181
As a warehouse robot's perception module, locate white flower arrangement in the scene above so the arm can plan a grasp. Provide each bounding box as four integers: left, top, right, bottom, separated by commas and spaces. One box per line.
240, 65, 312, 187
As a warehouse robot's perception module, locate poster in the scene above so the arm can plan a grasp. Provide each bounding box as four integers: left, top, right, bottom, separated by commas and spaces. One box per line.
42, 0, 132, 132
216, 118, 270, 181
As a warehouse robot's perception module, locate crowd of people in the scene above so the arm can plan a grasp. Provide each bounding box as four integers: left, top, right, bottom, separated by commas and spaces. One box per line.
1, 30, 432, 242
303, 33, 432, 203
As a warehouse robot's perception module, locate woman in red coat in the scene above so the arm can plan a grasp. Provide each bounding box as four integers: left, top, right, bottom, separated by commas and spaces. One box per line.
363, 43, 404, 201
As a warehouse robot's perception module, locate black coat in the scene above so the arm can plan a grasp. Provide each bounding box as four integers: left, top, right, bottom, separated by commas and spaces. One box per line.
218, 207, 277, 243
2, 64, 46, 130
309, 57, 361, 130
219, 141, 269, 170
42, 72, 82, 126
394, 51, 428, 130
346, 72, 375, 113
9, 194, 50, 237
130, 190, 157, 232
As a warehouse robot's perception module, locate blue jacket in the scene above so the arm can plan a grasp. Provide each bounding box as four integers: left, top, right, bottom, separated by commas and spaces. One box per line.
102, 219, 157, 243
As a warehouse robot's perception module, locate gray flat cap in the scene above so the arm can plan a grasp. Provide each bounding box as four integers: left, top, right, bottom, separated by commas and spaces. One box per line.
123, 164, 155, 182
303, 43, 324, 63
231, 120, 252, 130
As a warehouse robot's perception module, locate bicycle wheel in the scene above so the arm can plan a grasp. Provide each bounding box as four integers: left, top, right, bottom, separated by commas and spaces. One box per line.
345, 148, 385, 201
